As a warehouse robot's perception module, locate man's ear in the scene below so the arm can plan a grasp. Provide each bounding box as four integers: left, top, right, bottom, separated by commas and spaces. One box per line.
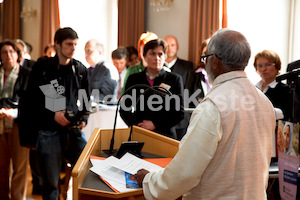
210, 55, 220, 70
211, 55, 225, 76
54, 41, 60, 50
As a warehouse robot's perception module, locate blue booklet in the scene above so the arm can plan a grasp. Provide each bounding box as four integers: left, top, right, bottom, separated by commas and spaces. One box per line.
125, 172, 141, 189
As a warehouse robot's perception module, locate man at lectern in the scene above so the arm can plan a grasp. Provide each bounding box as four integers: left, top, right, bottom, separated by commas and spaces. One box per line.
135, 29, 276, 200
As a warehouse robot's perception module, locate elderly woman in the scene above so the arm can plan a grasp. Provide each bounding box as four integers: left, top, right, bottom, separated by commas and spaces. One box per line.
0, 40, 29, 200
120, 39, 184, 139
254, 50, 292, 121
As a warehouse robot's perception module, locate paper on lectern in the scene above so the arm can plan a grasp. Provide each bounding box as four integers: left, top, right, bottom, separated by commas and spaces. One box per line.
90, 153, 162, 192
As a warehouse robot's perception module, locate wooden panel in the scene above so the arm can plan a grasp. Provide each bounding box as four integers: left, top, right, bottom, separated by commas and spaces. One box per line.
72, 126, 179, 200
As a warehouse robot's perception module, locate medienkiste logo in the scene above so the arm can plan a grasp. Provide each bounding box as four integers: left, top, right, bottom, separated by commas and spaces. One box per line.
39, 79, 66, 112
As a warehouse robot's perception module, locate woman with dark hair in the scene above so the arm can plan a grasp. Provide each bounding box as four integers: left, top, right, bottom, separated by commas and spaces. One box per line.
0, 40, 29, 200
254, 50, 292, 121
126, 45, 140, 67
120, 39, 184, 139
185, 39, 211, 109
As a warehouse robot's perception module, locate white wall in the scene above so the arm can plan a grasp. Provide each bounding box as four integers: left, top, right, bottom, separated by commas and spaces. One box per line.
21, 0, 41, 60
227, 0, 290, 84
145, 0, 191, 61
291, 0, 300, 62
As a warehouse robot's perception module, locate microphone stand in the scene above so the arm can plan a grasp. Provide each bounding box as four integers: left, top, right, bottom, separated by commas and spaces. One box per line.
276, 69, 300, 153
276, 68, 300, 123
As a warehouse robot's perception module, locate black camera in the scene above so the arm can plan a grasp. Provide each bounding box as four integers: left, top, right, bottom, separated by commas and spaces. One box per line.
64, 111, 81, 136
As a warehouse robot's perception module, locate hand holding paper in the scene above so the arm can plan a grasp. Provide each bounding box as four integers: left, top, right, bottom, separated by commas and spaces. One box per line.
135, 169, 150, 187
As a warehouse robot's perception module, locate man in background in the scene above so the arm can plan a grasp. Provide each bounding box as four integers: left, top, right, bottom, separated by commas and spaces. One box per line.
14, 39, 36, 72
111, 47, 128, 99
135, 29, 276, 199
164, 35, 194, 140
85, 39, 118, 103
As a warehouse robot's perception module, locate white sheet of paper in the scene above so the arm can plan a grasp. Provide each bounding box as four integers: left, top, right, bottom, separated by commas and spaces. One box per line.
89, 153, 162, 192
105, 152, 162, 174
90, 159, 137, 192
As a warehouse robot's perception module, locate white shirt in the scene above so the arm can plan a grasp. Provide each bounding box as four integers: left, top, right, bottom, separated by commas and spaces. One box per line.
256, 80, 284, 120
164, 58, 177, 69
119, 67, 127, 88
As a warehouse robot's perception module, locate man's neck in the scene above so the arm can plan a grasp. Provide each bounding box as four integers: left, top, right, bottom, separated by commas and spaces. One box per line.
89, 57, 104, 67
261, 79, 274, 91
89, 60, 99, 67
58, 54, 71, 65
146, 68, 160, 78
165, 56, 177, 63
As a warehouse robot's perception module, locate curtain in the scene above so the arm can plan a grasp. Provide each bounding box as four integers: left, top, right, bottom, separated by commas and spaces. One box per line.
118, 0, 144, 48
1, 0, 21, 40
188, 0, 219, 65
39, 0, 60, 57
222, 0, 228, 28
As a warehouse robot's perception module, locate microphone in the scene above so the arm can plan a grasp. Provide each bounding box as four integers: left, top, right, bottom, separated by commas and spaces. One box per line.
276, 68, 300, 82
105, 84, 172, 157
106, 84, 152, 156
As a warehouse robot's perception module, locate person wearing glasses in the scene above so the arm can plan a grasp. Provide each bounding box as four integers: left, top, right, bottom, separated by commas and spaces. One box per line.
0, 40, 29, 200
134, 29, 276, 199
254, 50, 292, 121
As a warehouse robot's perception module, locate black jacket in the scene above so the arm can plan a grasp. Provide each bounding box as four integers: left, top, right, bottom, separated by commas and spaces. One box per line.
19, 55, 90, 148
119, 69, 184, 139
170, 58, 194, 88
89, 61, 118, 103
0, 59, 35, 108
185, 70, 207, 108
264, 82, 292, 121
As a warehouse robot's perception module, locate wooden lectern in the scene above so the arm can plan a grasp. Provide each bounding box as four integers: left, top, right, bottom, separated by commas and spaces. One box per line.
72, 126, 180, 200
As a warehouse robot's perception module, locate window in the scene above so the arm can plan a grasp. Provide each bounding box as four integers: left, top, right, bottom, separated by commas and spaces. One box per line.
58, 0, 118, 67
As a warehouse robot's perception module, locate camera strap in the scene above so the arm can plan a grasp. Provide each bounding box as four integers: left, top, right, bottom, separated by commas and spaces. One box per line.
72, 64, 80, 90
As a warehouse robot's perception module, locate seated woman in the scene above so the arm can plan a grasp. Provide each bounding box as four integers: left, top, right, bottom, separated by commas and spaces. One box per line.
119, 39, 184, 139
254, 50, 292, 121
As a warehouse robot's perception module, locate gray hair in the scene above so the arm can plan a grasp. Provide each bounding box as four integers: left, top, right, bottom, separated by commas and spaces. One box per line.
14, 39, 27, 53
88, 39, 104, 53
207, 29, 251, 70
95, 41, 104, 53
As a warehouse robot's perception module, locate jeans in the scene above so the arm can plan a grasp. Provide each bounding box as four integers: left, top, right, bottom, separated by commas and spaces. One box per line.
36, 129, 87, 200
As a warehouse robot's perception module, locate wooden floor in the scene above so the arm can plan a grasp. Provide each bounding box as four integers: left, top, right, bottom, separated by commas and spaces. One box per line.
26, 165, 43, 200
26, 164, 71, 200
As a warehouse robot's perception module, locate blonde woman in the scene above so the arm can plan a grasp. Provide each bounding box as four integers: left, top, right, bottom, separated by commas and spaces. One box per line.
254, 50, 292, 120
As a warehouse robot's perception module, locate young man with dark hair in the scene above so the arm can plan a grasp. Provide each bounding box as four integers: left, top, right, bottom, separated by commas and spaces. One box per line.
19, 27, 90, 200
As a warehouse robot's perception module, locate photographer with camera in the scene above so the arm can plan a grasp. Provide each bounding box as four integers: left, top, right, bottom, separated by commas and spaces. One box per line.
19, 27, 90, 200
